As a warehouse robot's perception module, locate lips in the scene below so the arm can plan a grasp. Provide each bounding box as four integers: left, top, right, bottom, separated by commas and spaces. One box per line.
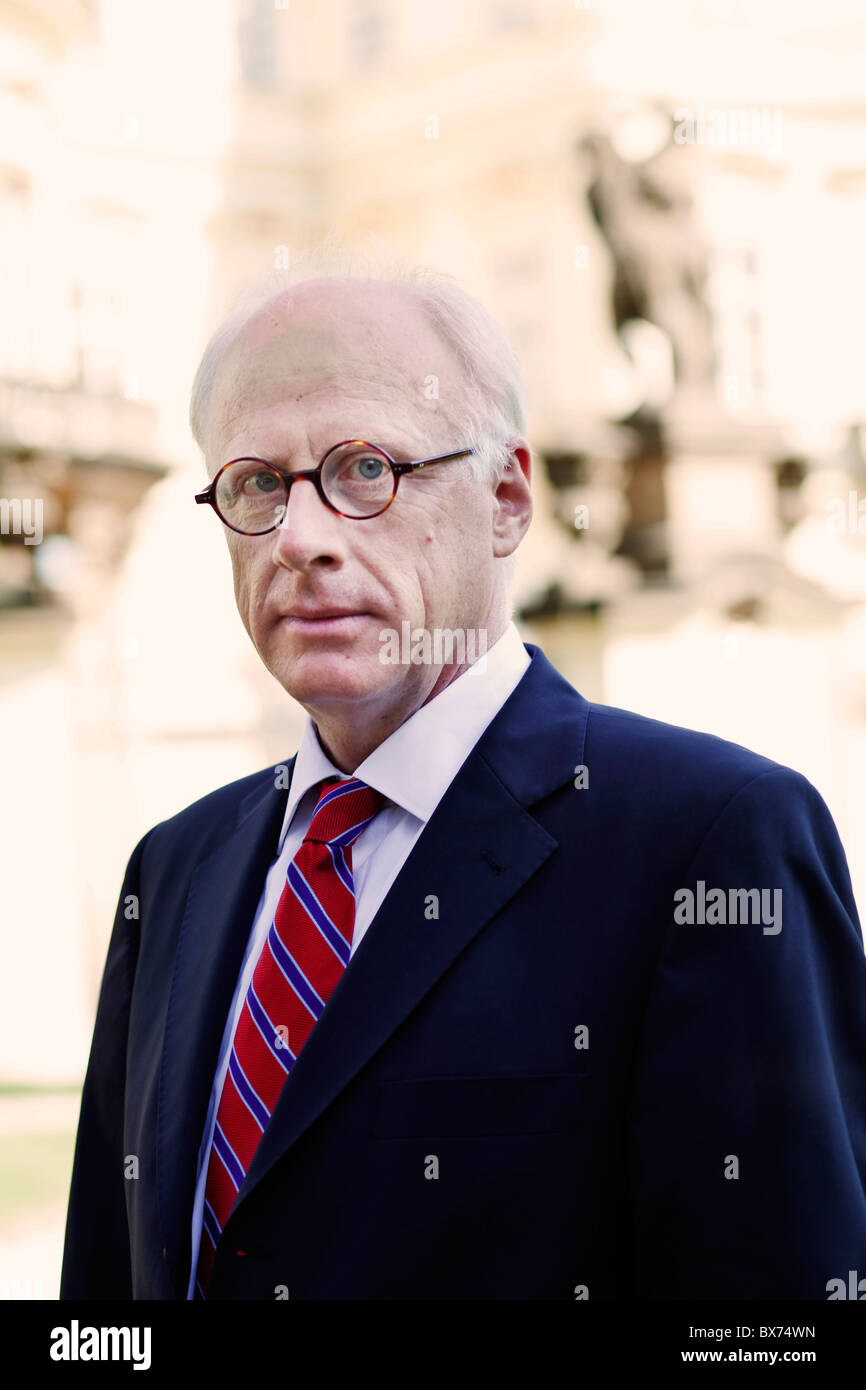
279, 608, 374, 638
283, 609, 367, 621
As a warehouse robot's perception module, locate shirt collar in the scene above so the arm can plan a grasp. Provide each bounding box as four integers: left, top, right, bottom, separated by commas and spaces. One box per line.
277, 621, 529, 850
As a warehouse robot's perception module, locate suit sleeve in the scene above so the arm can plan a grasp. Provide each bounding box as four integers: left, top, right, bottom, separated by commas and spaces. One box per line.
59, 828, 152, 1300
628, 766, 866, 1299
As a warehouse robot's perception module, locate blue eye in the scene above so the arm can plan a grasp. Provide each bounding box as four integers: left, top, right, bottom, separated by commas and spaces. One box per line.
357, 457, 385, 478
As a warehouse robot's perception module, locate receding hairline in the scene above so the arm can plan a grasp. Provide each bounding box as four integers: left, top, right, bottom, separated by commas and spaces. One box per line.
204, 284, 473, 476
189, 251, 528, 483
209, 276, 460, 419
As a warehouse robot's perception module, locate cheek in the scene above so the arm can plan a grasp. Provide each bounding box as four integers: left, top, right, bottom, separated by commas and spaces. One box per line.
228, 549, 245, 602
228, 547, 258, 621
425, 509, 492, 605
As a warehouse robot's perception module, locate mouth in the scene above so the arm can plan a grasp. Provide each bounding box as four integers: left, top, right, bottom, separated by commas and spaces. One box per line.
280, 611, 372, 635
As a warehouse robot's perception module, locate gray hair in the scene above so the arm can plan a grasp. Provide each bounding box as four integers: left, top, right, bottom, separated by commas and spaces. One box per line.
188, 237, 528, 488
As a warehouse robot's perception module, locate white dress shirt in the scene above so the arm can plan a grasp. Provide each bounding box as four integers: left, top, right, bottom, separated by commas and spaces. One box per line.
186, 621, 530, 1295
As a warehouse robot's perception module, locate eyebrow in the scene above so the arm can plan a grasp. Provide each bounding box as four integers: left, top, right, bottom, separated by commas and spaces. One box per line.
230, 436, 418, 466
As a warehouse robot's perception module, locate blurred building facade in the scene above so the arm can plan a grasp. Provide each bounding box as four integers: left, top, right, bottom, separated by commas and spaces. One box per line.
2, 0, 866, 1081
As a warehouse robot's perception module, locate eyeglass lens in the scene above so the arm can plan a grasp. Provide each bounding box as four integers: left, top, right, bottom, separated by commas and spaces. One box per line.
213, 443, 396, 532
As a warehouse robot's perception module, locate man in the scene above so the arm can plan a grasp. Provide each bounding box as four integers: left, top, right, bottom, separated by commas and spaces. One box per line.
61, 265, 866, 1301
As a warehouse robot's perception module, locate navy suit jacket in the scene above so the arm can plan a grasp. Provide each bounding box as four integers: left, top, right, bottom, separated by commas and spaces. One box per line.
60, 643, 866, 1300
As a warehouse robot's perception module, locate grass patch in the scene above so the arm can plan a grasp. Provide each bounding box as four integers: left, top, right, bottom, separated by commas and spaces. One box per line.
0, 1085, 81, 1097
0, 1130, 76, 1231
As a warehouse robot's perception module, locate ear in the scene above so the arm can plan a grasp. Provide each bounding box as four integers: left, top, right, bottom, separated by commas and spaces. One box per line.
492, 439, 533, 558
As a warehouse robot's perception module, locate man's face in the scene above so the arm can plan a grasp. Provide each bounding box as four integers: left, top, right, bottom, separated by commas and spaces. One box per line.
206, 278, 526, 730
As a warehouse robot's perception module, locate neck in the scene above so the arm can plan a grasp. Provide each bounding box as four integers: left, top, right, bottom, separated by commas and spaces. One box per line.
311, 611, 509, 772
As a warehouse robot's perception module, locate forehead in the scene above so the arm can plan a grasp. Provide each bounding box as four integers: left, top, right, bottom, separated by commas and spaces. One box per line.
207, 279, 464, 457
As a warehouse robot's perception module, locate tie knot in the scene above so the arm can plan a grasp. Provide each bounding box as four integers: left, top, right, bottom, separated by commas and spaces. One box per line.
304, 777, 384, 848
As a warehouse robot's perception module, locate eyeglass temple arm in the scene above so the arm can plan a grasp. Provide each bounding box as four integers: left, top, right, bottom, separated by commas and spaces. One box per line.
395, 447, 476, 476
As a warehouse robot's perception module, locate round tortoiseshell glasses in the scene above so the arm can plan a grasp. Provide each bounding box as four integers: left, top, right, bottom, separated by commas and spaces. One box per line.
194, 440, 476, 536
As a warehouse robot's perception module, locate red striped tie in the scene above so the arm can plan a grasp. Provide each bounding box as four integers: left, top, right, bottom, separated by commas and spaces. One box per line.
195, 776, 384, 1297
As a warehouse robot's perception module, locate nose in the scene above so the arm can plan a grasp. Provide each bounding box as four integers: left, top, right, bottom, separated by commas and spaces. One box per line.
269, 473, 346, 570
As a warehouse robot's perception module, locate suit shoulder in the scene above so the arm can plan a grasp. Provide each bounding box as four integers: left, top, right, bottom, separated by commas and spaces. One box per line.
141, 758, 291, 858
583, 698, 797, 806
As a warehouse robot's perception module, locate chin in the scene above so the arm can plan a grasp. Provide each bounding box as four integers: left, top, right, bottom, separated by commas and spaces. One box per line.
270, 650, 396, 710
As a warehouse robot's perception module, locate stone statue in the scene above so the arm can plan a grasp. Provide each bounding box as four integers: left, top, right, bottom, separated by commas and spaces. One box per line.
583, 120, 717, 394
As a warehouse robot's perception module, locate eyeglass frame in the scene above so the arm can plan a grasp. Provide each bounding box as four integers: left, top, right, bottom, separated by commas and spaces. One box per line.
194, 439, 478, 535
